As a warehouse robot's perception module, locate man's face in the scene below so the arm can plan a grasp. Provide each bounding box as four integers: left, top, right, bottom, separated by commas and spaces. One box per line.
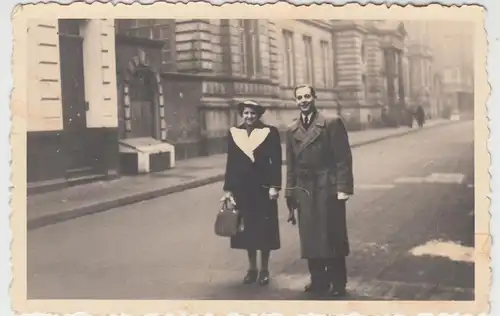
295, 86, 315, 114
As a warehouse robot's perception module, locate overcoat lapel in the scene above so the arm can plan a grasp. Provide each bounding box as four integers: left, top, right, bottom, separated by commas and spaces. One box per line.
230, 126, 270, 162
291, 113, 326, 155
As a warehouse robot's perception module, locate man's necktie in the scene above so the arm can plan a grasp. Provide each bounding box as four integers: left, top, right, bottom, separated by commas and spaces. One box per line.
304, 116, 309, 127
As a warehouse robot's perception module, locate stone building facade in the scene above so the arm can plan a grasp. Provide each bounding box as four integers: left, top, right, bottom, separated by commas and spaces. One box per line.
115, 19, 410, 160
26, 19, 119, 193
25, 18, 412, 192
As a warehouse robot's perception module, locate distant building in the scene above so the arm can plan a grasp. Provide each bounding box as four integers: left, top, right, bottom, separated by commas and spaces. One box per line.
404, 20, 474, 118
428, 21, 474, 119
26, 19, 119, 193
441, 66, 474, 119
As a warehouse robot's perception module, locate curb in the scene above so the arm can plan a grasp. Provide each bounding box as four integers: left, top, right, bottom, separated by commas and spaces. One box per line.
28, 120, 455, 230
27, 174, 225, 230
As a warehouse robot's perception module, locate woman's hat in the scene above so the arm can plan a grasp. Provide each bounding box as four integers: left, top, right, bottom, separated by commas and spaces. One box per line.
237, 100, 266, 117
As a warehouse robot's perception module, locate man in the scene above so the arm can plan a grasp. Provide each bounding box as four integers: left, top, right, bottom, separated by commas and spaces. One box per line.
285, 84, 354, 297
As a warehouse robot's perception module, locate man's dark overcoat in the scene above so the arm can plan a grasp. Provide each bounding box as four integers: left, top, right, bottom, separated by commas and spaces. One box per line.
223, 121, 282, 251
285, 113, 354, 259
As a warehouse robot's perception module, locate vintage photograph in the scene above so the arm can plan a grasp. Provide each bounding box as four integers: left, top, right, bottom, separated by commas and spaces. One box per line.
10, 2, 489, 315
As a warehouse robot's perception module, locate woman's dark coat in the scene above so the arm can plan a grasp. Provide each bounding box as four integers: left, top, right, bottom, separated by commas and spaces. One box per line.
285, 112, 354, 259
223, 121, 282, 251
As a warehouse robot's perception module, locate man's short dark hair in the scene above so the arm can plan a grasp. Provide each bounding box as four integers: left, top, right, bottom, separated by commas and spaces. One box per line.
293, 84, 317, 98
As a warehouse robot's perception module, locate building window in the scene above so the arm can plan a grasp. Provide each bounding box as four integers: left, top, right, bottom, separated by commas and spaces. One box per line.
427, 64, 432, 88
362, 74, 368, 100
320, 40, 333, 88
239, 19, 261, 78
116, 19, 176, 71
116, 19, 159, 39
282, 30, 295, 87
159, 21, 176, 71
361, 40, 366, 65
303, 35, 314, 85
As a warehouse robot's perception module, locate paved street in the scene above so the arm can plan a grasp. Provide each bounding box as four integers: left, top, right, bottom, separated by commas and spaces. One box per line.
27, 120, 474, 301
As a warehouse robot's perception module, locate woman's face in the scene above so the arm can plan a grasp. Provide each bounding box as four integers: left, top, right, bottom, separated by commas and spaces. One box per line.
242, 107, 258, 126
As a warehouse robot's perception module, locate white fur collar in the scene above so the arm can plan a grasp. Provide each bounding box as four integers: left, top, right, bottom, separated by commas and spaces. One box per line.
230, 127, 270, 162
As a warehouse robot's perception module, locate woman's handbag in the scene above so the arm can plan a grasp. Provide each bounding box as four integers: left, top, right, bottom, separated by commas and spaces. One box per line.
214, 198, 243, 237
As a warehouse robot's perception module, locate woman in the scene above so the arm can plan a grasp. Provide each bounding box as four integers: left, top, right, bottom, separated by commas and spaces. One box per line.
221, 100, 282, 286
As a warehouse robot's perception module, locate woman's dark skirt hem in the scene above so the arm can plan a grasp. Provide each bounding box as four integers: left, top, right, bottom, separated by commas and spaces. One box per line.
230, 239, 281, 251
231, 245, 281, 251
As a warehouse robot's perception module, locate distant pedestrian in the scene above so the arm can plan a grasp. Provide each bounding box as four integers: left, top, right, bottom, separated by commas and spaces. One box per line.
221, 100, 282, 286
285, 85, 354, 298
415, 105, 425, 128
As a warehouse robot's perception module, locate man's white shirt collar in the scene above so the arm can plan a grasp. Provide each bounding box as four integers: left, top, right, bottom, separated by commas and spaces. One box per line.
302, 112, 313, 122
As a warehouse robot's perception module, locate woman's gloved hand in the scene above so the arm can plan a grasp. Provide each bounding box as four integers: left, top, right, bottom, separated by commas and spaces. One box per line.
220, 191, 236, 205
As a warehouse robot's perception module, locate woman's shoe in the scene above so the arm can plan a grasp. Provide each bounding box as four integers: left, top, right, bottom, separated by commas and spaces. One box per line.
243, 269, 259, 284
258, 270, 270, 286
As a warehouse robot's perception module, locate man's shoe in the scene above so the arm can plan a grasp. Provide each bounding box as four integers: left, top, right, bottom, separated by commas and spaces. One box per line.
304, 282, 329, 294
328, 288, 347, 297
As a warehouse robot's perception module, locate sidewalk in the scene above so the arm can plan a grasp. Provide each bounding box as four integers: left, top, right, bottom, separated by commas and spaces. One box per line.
27, 119, 452, 230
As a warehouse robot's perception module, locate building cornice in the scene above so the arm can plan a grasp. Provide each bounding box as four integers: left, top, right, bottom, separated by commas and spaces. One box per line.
297, 19, 335, 32
298, 19, 371, 33
365, 21, 407, 39
331, 20, 368, 33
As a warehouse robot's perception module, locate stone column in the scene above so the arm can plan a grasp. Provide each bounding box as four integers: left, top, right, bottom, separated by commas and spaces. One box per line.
175, 19, 214, 73
209, 19, 224, 74
401, 44, 411, 106
383, 48, 396, 108
219, 19, 233, 76
364, 32, 384, 106
334, 27, 365, 124
397, 50, 406, 106
228, 19, 244, 77
267, 20, 280, 85
335, 29, 364, 89
257, 19, 271, 80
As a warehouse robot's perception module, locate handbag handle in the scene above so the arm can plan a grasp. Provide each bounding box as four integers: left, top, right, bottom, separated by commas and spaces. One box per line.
221, 198, 237, 212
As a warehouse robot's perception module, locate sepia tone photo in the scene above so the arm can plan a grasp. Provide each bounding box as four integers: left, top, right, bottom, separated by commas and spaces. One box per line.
10, 2, 489, 315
